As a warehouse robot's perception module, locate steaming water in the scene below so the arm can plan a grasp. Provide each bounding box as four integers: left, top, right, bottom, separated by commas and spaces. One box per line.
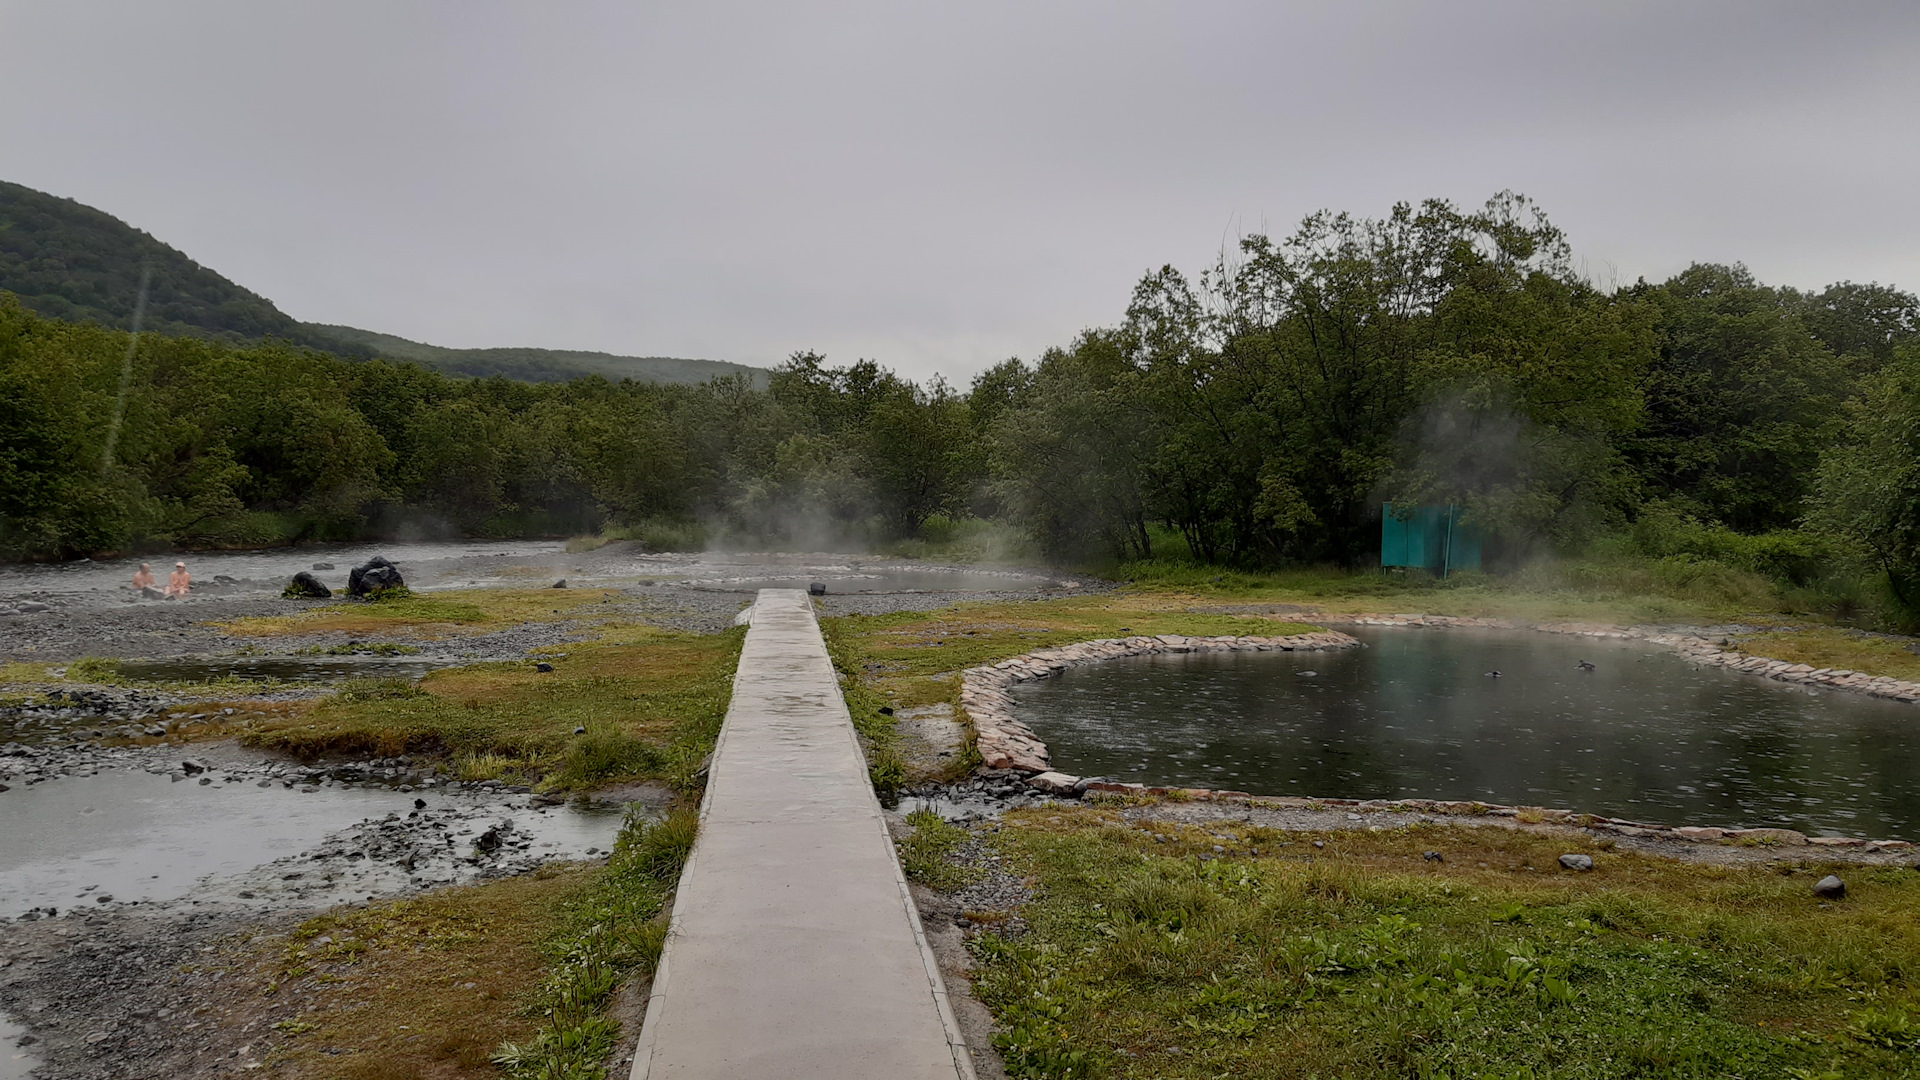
1012, 627, 1920, 839
0, 542, 1053, 614
0, 539, 569, 610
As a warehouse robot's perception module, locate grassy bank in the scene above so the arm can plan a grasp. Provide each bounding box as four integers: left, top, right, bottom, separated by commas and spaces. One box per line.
243, 624, 743, 791
931, 803, 1920, 1079
262, 809, 695, 1080
220, 587, 623, 639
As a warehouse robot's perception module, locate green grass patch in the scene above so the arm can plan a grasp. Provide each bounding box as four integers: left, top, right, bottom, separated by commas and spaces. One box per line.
221, 586, 620, 638
1731, 627, 1920, 683
959, 806, 1920, 1079
1111, 557, 1790, 626
494, 807, 695, 1079
898, 808, 986, 892
244, 627, 743, 792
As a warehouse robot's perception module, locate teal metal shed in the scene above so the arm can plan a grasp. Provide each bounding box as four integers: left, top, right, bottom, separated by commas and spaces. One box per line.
1381, 503, 1482, 576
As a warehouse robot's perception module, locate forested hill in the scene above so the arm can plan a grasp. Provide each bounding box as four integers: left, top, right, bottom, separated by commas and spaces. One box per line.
310, 325, 767, 386
0, 179, 348, 351
0, 179, 762, 385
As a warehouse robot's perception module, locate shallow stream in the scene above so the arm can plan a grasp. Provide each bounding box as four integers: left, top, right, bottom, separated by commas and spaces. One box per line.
1012, 628, 1920, 839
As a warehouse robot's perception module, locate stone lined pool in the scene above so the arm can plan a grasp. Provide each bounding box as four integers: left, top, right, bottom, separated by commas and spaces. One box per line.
1011, 627, 1920, 840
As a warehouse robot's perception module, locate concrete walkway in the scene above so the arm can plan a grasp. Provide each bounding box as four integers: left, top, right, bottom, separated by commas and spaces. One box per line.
630, 589, 974, 1080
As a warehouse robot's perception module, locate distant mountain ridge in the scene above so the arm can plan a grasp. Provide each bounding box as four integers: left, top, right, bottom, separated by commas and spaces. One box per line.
310, 324, 765, 385
0, 179, 764, 386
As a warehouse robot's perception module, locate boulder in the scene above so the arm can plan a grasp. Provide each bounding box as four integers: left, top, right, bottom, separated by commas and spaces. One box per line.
347, 556, 405, 597
551, 579, 567, 589
283, 571, 332, 599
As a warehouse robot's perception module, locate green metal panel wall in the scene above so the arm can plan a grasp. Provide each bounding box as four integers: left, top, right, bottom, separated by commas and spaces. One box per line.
1380, 503, 1482, 574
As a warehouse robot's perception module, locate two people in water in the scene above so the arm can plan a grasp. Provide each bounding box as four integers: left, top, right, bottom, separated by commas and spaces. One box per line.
131, 561, 191, 598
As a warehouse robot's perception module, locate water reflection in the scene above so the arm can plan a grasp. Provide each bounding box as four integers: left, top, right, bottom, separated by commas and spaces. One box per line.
1012, 628, 1920, 839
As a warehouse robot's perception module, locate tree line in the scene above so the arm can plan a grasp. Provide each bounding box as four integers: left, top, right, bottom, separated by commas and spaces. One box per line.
4, 193, 1918, 612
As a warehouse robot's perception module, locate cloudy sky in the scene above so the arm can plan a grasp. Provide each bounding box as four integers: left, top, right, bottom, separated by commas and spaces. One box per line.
4, 2, 1916, 381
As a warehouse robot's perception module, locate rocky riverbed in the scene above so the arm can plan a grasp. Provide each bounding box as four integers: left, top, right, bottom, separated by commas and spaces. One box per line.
0, 739, 652, 1078
0, 547, 1092, 1076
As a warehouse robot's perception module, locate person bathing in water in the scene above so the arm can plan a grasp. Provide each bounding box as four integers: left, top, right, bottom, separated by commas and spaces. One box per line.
165, 561, 191, 598
130, 562, 155, 591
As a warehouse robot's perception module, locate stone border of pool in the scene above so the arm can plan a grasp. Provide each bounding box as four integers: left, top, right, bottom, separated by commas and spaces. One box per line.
956, 614, 1920, 853
960, 630, 1362, 774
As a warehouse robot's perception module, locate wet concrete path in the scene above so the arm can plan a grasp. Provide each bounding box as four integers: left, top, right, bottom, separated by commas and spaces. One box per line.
631, 589, 972, 1079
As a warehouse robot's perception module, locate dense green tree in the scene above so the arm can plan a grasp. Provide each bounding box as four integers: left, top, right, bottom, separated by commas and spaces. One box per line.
1623, 265, 1847, 532
1811, 346, 1920, 610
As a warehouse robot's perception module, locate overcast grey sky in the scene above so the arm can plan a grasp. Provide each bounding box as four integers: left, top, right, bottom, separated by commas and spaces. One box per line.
4, 2, 1917, 381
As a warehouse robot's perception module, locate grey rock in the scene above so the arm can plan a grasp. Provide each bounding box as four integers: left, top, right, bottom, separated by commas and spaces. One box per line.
312, 562, 336, 570
1423, 851, 1443, 862
808, 582, 827, 596
347, 556, 405, 597
283, 571, 332, 599
1814, 874, 1846, 899
551, 579, 567, 589
18, 600, 49, 613
536, 662, 554, 673
1559, 853, 1595, 871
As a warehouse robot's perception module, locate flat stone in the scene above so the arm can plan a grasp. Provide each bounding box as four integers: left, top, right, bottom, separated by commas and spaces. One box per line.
1725, 828, 1808, 845
1807, 836, 1866, 847
1673, 827, 1725, 841
1025, 771, 1080, 795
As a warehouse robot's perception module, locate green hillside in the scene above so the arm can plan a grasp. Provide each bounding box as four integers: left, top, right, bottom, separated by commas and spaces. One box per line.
0, 179, 763, 385
0, 179, 354, 352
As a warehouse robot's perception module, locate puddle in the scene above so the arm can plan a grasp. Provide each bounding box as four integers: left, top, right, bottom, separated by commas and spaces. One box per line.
114, 656, 461, 684
0, 1015, 34, 1080
0, 768, 418, 917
